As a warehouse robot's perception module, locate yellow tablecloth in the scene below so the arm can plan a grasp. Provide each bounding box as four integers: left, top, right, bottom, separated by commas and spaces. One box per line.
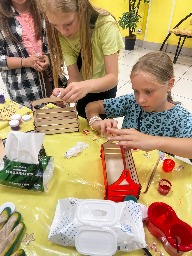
0, 103, 191, 256
0, 99, 32, 131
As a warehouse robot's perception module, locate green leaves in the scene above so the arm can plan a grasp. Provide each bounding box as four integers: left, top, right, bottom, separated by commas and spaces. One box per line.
118, 10, 141, 31
118, 0, 150, 37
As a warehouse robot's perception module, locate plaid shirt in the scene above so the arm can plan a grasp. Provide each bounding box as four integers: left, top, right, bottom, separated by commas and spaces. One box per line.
0, 8, 53, 108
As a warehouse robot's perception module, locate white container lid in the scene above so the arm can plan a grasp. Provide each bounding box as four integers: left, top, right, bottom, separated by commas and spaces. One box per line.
9, 119, 19, 127
75, 227, 117, 256
76, 199, 118, 226
11, 114, 21, 120
22, 114, 31, 121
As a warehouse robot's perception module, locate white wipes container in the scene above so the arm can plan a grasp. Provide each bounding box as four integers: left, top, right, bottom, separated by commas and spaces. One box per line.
48, 198, 146, 255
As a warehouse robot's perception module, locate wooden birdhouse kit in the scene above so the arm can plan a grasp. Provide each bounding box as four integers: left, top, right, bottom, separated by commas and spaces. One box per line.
32, 98, 79, 135
100, 141, 141, 202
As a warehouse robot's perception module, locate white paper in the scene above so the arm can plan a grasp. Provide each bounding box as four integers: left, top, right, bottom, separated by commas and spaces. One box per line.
5, 131, 44, 164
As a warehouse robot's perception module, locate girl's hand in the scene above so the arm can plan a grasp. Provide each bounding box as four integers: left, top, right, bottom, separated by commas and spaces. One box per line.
22, 55, 39, 69
107, 127, 158, 151
34, 54, 50, 72
91, 119, 118, 134
52, 88, 64, 98
57, 81, 88, 103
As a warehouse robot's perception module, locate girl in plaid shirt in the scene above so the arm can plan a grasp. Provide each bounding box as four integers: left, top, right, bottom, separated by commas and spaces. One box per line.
0, 0, 55, 108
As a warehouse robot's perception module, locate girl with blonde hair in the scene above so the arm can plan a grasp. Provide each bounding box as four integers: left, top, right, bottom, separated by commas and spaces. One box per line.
85, 52, 192, 159
38, 0, 124, 117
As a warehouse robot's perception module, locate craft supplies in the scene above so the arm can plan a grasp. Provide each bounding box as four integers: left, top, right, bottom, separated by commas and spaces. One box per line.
11, 114, 22, 124
64, 142, 89, 158
101, 141, 141, 202
22, 114, 31, 122
162, 158, 175, 172
147, 202, 192, 256
0, 94, 5, 104
143, 157, 161, 194
32, 97, 79, 135
158, 179, 172, 195
9, 120, 20, 131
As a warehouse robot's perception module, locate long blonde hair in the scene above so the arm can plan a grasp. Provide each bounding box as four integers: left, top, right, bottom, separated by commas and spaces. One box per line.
131, 52, 175, 103
37, 0, 111, 86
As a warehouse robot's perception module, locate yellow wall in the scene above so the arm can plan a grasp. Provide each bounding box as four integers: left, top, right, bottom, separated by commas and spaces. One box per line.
91, 0, 192, 48
144, 0, 175, 43
145, 0, 192, 48
90, 0, 149, 39
167, 0, 192, 47
90, 0, 128, 36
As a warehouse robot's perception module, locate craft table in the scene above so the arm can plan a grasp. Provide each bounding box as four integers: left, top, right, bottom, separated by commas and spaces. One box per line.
0, 100, 192, 256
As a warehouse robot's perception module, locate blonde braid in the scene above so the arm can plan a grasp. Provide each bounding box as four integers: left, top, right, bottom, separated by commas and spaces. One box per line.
45, 19, 64, 88
78, 0, 93, 80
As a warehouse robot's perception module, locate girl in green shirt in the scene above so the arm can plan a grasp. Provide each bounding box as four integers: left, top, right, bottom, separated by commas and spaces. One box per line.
38, 0, 124, 117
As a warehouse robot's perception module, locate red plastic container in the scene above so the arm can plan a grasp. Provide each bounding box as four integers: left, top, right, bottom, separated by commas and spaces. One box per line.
100, 141, 141, 202
147, 202, 192, 256
162, 158, 175, 172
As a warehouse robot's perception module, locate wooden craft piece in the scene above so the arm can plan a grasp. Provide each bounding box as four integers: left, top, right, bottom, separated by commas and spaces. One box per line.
32, 98, 79, 134
100, 141, 141, 202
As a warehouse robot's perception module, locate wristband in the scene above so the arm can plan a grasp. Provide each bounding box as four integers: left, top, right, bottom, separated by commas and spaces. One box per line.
88, 116, 102, 126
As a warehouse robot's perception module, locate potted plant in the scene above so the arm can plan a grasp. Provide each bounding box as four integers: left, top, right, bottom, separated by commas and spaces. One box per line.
118, 0, 150, 50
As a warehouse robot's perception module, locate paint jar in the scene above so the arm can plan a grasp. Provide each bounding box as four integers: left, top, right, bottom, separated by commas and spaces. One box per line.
162, 158, 175, 172
11, 114, 22, 124
147, 202, 192, 256
22, 114, 31, 122
9, 120, 20, 131
0, 94, 5, 104
158, 179, 172, 196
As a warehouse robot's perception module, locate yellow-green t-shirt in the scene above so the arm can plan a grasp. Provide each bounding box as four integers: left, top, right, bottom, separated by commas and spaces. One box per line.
59, 14, 124, 79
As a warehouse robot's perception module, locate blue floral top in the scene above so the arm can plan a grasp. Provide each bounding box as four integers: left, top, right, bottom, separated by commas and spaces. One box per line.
104, 94, 192, 138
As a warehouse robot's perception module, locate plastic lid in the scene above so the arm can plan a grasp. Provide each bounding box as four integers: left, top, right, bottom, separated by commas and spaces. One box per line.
76, 200, 118, 226
22, 114, 31, 121
75, 227, 117, 256
9, 119, 19, 127
11, 114, 21, 120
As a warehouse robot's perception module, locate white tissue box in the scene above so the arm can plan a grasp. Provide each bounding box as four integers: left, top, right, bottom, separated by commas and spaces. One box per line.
0, 148, 54, 191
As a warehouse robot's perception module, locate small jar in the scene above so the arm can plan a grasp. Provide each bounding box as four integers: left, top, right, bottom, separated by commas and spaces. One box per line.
22, 114, 31, 122
158, 179, 172, 196
0, 94, 5, 104
162, 159, 175, 173
11, 114, 22, 124
9, 120, 20, 131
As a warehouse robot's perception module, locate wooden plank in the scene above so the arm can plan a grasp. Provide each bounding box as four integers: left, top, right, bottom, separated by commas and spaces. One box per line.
34, 106, 76, 114
35, 127, 79, 134
35, 122, 79, 131
35, 112, 77, 120
35, 118, 78, 126
104, 149, 121, 154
